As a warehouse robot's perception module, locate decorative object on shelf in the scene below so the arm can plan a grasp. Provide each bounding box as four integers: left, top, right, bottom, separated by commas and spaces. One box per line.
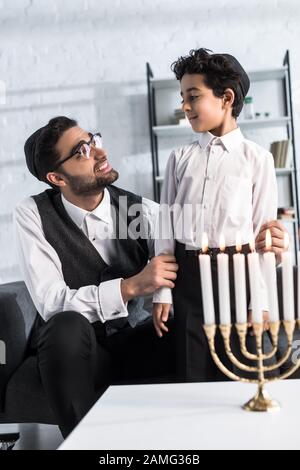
200, 230, 300, 412
278, 207, 295, 220
244, 96, 255, 120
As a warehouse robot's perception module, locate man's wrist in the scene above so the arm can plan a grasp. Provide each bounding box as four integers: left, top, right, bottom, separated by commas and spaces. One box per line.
121, 277, 138, 303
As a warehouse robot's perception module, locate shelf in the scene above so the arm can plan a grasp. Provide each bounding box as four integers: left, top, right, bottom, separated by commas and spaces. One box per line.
248, 67, 288, 82
153, 117, 291, 137
153, 124, 195, 137
150, 67, 288, 90
275, 168, 295, 175
239, 116, 290, 128
278, 218, 298, 224
155, 176, 164, 183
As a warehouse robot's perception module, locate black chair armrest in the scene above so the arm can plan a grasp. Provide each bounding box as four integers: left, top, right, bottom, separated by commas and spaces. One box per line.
0, 282, 36, 411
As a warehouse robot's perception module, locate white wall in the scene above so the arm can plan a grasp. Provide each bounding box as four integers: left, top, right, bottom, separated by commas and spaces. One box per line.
0, 0, 300, 282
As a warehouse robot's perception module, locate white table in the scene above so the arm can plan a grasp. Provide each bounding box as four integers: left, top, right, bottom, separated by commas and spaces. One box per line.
59, 379, 300, 450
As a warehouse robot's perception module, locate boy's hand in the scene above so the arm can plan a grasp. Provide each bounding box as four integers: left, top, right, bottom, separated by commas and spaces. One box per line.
141, 255, 178, 293
248, 310, 270, 333
153, 303, 172, 338
121, 255, 178, 303
255, 220, 288, 264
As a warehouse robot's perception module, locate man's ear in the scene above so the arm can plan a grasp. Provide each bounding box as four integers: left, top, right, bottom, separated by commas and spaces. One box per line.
46, 172, 67, 188
223, 88, 235, 108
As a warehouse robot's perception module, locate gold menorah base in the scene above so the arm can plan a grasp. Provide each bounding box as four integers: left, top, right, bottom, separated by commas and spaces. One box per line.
243, 385, 280, 412
203, 320, 300, 412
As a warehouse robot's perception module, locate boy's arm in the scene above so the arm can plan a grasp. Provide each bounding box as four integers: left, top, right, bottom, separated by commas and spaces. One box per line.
153, 151, 177, 305
251, 151, 278, 314
252, 151, 278, 239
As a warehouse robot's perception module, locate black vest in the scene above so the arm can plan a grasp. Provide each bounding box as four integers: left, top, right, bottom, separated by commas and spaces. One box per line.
31, 185, 150, 336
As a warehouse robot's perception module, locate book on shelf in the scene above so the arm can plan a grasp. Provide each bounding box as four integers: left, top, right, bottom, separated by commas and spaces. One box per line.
270, 140, 291, 168
278, 207, 295, 219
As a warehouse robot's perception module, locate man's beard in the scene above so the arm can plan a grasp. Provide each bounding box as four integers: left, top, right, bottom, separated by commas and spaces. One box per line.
60, 168, 119, 195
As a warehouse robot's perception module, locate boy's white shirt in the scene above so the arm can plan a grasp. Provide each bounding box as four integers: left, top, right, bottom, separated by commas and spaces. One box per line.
153, 127, 278, 310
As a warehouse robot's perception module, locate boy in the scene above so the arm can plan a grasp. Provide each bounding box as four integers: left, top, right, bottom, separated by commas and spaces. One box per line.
153, 48, 278, 382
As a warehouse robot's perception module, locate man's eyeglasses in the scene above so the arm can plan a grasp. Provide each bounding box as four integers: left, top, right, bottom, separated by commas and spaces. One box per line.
53, 132, 103, 170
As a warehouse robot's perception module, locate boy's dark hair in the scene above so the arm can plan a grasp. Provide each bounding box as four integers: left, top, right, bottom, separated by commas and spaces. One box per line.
34, 116, 77, 187
171, 48, 247, 118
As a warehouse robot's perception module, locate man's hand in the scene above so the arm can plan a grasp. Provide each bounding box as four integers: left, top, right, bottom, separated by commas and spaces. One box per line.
121, 255, 178, 303
248, 310, 270, 332
255, 220, 288, 262
153, 303, 172, 337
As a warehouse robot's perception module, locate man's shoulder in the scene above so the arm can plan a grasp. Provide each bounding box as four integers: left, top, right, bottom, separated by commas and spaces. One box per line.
15, 195, 37, 213
14, 189, 52, 222
14, 195, 41, 230
15, 188, 56, 212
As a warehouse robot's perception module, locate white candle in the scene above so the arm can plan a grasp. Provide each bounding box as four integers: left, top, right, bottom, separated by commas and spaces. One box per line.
217, 234, 231, 325
233, 232, 247, 324
199, 233, 215, 325
282, 232, 294, 321
263, 229, 279, 322
247, 237, 263, 323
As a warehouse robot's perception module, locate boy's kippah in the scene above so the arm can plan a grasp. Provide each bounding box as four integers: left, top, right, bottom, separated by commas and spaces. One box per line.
221, 53, 250, 98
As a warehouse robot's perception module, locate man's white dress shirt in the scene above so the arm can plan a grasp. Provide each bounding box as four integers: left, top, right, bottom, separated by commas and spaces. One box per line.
14, 188, 158, 324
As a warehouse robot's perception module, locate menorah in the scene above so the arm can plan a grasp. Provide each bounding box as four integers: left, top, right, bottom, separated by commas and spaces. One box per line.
199, 230, 300, 411
203, 320, 300, 411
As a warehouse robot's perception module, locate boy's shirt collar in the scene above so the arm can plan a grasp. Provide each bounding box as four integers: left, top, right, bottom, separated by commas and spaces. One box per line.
198, 126, 244, 153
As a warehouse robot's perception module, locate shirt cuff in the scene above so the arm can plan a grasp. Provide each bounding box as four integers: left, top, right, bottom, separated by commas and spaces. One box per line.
153, 287, 173, 304
98, 278, 129, 322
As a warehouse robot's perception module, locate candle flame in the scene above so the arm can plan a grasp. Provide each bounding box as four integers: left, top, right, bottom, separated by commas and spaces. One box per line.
202, 232, 208, 253
284, 232, 290, 250
265, 229, 272, 251
219, 234, 225, 252
236, 231, 242, 253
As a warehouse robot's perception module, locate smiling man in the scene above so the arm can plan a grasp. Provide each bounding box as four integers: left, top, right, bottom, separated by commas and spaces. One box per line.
15, 116, 178, 438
